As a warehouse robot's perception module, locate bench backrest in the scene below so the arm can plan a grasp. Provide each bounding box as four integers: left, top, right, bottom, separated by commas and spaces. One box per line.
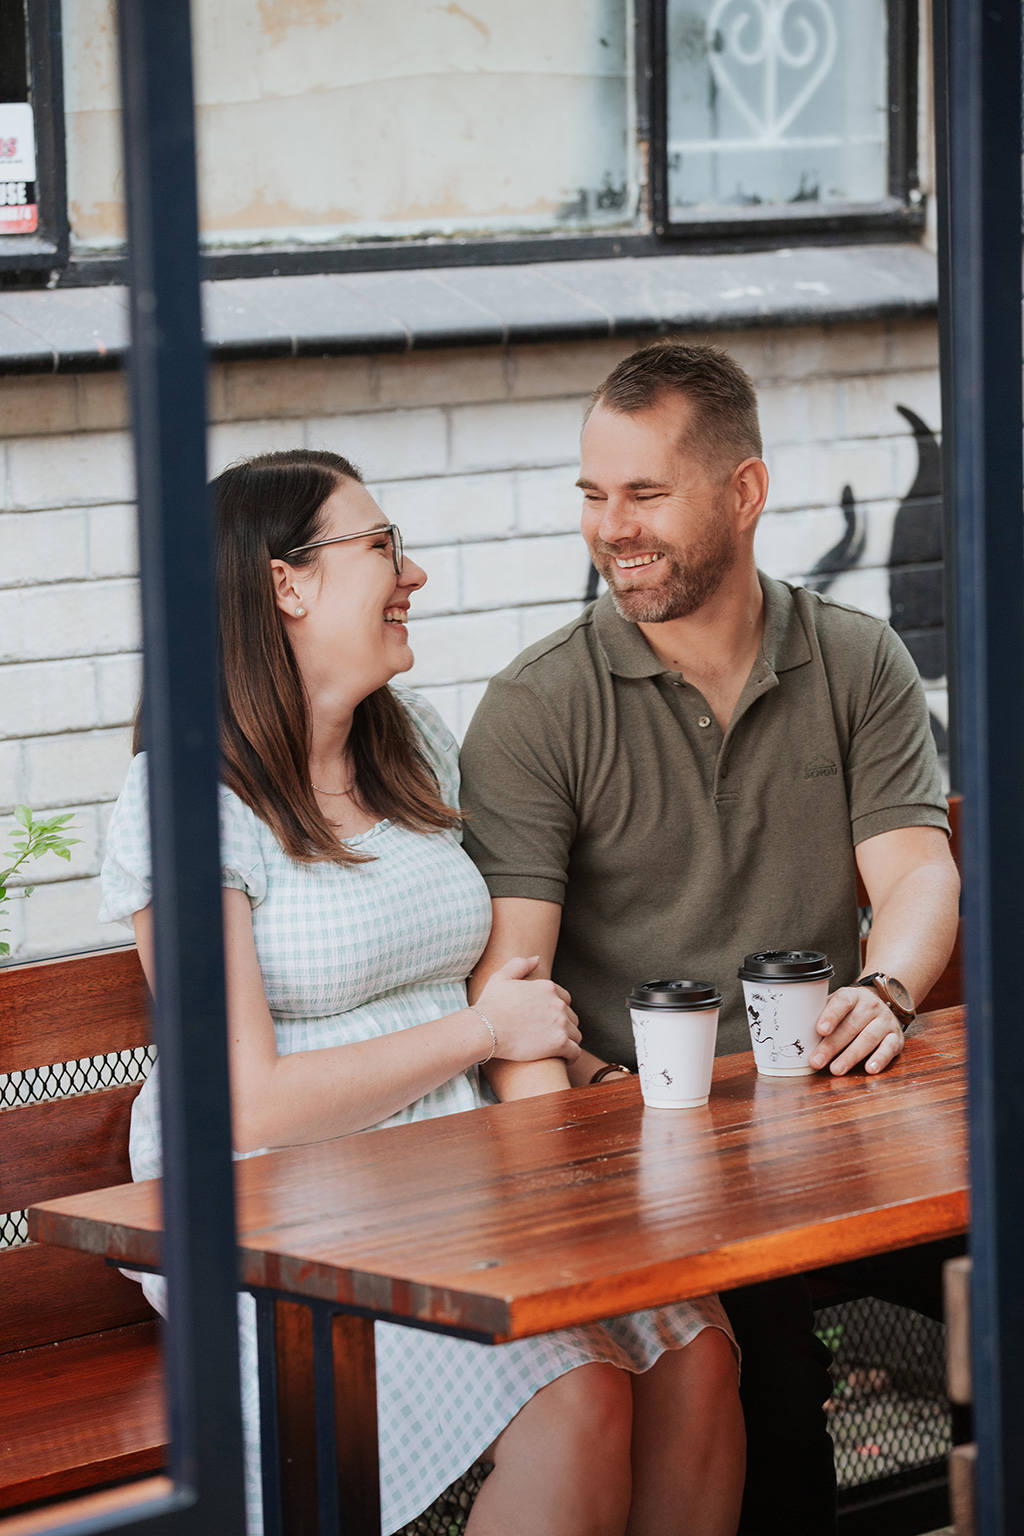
855, 794, 963, 1013
0, 946, 156, 1355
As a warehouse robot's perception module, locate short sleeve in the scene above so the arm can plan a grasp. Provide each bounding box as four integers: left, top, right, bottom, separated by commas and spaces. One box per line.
392, 686, 463, 835
458, 675, 577, 904
99, 752, 268, 929
845, 625, 949, 844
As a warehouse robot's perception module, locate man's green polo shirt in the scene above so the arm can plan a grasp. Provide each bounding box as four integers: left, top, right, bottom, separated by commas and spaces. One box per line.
460, 574, 948, 1061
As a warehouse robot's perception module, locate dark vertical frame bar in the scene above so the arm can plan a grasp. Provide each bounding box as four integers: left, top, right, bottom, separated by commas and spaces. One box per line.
930, 0, 959, 791
648, 0, 669, 235
886, 0, 919, 204
942, 3, 1024, 1533
26, 0, 68, 264
117, 0, 246, 1529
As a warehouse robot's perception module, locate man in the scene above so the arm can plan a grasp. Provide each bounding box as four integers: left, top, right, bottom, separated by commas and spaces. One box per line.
459, 341, 960, 1534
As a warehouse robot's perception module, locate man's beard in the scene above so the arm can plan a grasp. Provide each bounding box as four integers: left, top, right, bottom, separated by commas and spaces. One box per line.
593, 520, 738, 624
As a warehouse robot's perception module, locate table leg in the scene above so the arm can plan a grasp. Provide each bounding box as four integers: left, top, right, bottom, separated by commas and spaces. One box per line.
254, 1294, 380, 1536
331, 1315, 380, 1536
274, 1299, 320, 1536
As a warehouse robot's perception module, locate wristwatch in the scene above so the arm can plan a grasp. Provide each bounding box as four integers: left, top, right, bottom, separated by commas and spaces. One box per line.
590, 1063, 634, 1084
856, 973, 916, 1030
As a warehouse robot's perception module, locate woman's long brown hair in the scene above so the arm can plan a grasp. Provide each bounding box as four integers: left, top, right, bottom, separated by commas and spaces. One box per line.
135, 448, 459, 865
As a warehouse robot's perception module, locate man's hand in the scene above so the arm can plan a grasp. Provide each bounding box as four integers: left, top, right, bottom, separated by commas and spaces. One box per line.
810, 985, 904, 1076
816, 824, 959, 1077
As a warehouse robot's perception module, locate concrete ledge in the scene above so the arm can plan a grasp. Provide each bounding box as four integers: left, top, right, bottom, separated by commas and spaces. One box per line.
0, 243, 937, 375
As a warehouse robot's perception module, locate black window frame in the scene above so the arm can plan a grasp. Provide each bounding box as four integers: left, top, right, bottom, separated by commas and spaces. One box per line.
0, 0, 68, 274
7, 0, 921, 287
648, 0, 923, 243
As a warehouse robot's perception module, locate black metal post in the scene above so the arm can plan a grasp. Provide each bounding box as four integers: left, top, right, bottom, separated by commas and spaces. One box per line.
930, 0, 960, 792
941, 3, 1024, 1533
117, 0, 247, 1530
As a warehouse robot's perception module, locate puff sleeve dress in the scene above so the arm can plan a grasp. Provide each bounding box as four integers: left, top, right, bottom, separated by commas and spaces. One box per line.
99, 687, 735, 1536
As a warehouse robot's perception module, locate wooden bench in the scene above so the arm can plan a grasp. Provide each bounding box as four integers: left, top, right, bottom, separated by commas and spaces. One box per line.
0, 947, 165, 1516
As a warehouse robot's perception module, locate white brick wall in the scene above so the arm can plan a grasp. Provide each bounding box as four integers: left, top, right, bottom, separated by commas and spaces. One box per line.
0, 318, 943, 960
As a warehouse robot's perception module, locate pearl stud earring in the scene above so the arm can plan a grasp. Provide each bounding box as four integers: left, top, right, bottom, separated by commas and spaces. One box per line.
295, 606, 306, 617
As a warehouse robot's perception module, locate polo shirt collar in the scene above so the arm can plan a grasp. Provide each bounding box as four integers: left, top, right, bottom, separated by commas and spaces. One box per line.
593, 572, 812, 680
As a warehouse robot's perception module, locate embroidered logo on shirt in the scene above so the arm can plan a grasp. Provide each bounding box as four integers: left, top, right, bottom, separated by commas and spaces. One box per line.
803, 758, 839, 779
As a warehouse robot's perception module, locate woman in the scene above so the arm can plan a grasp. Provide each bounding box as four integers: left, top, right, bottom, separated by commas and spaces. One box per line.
100, 449, 744, 1536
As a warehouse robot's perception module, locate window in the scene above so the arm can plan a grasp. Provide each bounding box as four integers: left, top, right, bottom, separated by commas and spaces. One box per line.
13, 0, 920, 281
0, 0, 67, 272
651, 0, 920, 239
70, 0, 636, 258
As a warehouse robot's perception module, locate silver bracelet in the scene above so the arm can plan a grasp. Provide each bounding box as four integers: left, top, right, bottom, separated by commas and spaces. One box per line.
468, 1005, 497, 1064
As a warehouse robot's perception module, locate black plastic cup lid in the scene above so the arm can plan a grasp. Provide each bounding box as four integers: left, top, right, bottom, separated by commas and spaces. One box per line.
737, 950, 834, 983
628, 979, 723, 1011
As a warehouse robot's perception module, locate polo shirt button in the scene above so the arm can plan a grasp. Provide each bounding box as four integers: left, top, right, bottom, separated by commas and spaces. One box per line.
698, 715, 712, 728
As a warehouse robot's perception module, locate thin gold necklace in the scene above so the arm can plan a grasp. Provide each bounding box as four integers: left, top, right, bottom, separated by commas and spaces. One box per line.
311, 781, 354, 796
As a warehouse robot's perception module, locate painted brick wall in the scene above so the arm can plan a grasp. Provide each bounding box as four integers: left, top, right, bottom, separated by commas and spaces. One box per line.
0, 318, 943, 961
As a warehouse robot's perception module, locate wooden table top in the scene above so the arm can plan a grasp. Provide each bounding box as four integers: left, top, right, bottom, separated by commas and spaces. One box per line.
29, 1007, 968, 1344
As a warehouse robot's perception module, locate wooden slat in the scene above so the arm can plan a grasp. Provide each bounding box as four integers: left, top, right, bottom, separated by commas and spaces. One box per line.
950, 1441, 977, 1536
275, 1299, 319, 1536
0, 1244, 155, 1356
0, 947, 149, 1075
945, 1253, 973, 1405
332, 1314, 380, 1535
0, 1477, 174, 1534
31, 1008, 969, 1343
0, 1085, 139, 1215
0, 1321, 166, 1512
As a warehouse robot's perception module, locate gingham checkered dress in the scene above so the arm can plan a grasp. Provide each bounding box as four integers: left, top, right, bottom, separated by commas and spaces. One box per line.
99, 687, 735, 1536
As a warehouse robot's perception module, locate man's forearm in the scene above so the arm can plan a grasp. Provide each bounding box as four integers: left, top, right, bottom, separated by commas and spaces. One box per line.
863, 861, 960, 1007
472, 896, 571, 1101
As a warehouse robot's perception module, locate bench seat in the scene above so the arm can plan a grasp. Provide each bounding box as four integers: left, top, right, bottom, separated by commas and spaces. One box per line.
0, 1320, 165, 1512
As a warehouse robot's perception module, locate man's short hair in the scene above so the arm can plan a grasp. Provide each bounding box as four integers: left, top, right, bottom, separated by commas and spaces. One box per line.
590, 340, 763, 472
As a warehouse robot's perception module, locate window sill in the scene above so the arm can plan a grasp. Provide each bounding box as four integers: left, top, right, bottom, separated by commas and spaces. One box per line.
0, 241, 937, 375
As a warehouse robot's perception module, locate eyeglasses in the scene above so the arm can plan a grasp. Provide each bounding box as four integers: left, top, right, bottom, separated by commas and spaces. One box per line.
283, 523, 404, 577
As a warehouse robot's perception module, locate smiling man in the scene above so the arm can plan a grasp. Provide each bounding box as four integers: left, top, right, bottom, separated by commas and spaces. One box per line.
458, 341, 960, 1534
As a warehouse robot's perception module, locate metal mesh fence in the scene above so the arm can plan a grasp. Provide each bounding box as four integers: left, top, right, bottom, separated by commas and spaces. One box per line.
817, 1298, 951, 1491
398, 1463, 493, 1535
0, 1046, 155, 1249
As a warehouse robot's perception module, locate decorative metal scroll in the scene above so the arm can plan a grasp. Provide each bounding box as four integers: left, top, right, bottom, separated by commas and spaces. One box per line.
704, 0, 838, 145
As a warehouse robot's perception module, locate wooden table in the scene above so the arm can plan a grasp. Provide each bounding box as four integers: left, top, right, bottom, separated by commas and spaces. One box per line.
29, 1006, 969, 1536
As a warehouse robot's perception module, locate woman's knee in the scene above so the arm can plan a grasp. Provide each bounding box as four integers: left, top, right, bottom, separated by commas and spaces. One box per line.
545, 1363, 634, 1462
686, 1325, 740, 1390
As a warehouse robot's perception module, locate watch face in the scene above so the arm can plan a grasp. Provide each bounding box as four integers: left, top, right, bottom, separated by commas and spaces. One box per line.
886, 977, 914, 1013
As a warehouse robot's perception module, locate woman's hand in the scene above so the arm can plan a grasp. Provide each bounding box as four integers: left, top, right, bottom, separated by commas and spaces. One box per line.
475, 955, 581, 1063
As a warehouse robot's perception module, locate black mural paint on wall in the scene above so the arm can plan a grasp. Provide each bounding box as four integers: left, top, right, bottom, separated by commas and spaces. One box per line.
803, 404, 947, 751
805, 484, 867, 594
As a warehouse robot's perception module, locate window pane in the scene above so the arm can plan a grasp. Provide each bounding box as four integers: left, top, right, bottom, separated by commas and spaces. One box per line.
666, 0, 889, 217
66, 0, 634, 254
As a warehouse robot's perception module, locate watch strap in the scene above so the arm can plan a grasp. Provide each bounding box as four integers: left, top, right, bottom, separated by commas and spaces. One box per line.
590, 1063, 633, 1084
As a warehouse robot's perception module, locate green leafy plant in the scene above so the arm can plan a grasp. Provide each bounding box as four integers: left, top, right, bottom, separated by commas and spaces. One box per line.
0, 806, 82, 958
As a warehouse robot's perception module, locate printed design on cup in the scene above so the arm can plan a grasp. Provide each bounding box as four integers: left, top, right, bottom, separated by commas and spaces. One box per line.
746, 988, 808, 1066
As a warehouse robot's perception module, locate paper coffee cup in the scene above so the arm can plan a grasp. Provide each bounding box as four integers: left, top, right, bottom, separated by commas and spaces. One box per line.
737, 951, 835, 1077
627, 979, 723, 1108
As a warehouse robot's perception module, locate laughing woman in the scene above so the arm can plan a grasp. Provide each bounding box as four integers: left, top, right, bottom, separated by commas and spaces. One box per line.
100, 449, 744, 1536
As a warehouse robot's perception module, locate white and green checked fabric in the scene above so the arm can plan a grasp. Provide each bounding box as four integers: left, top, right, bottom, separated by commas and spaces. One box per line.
100, 686, 734, 1536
